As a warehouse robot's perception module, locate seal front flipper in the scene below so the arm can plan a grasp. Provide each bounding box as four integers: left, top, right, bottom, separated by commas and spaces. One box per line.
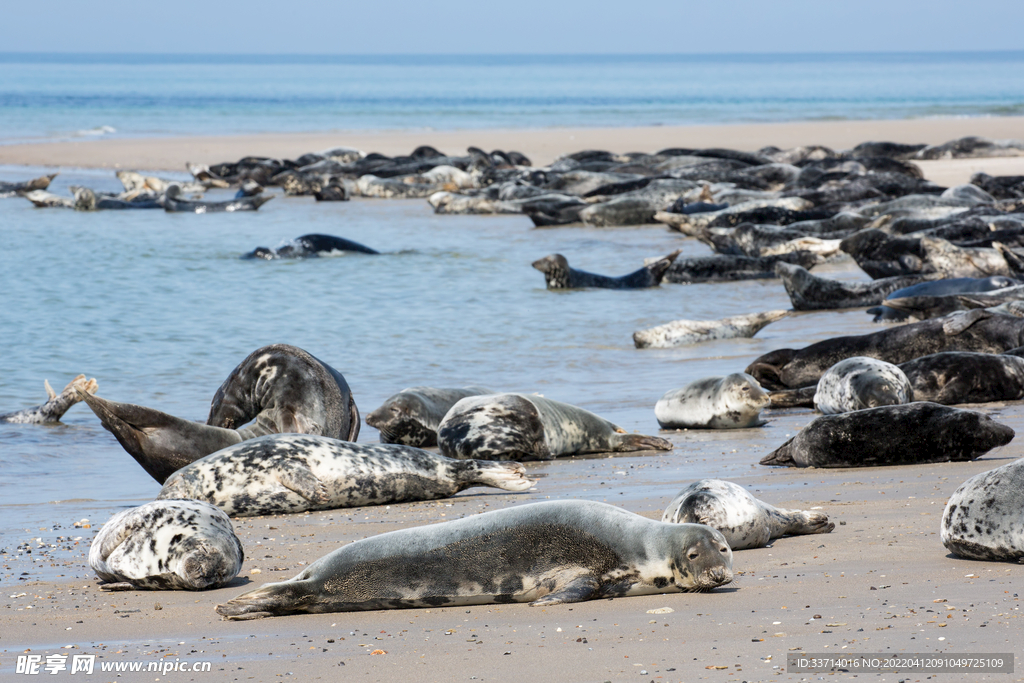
529, 576, 600, 606
99, 582, 136, 592
275, 461, 330, 504
78, 391, 242, 483
612, 433, 673, 452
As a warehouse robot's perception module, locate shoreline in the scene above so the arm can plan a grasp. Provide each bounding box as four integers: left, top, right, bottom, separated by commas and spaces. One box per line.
2, 116, 1024, 181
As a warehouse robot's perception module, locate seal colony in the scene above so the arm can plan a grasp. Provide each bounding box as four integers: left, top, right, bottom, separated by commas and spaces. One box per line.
214, 500, 733, 619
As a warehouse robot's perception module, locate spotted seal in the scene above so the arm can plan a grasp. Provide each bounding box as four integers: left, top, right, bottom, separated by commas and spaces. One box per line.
214, 500, 733, 619
531, 250, 681, 289
243, 234, 379, 260
813, 357, 913, 414
662, 479, 834, 550
89, 499, 243, 591
1, 375, 97, 424
163, 184, 272, 212
365, 386, 493, 446
760, 402, 1014, 468
941, 457, 1024, 562
654, 374, 769, 429
80, 344, 359, 483
158, 434, 533, 517
633, 310, 789, 349
437, 393, 672, 461
900, 351, 1024, 404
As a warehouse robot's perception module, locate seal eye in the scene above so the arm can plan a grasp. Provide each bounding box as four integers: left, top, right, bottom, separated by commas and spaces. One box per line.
687, 551, 699, 560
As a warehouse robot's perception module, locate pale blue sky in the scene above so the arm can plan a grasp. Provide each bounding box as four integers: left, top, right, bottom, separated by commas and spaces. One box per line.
3, 0, 1023, 54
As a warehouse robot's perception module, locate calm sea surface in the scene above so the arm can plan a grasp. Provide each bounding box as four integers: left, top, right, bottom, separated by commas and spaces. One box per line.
1, 52, 1023, 142
2, 51, 1022, 586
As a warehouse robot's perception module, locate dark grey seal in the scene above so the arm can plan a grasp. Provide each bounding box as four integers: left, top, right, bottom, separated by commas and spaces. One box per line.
867, 276, 1021, 322
163, 184, 272, 212
942, 457, 1024, 562
1, 375, 97, 424
437, 393, 672, 461
663, 252, 818, 284
243, 234, 379, 260
746, 310, 1024, 390
80, 344, 359, 483
760, 402, 1014, 468
532, 250, 681, 289
158, 434, 532, 517
775, 262, 939, 311
899, 351, 1024, 404
365, 386, 493, 446
89, 499, 243, 591
214, 500, 733, 619
661, 479, 834, 549
0, 173, 58, 197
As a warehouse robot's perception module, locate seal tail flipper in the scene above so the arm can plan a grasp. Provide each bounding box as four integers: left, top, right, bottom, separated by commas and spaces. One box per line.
529, 576, 600, 606
275, 462, 330, 504
346, 393, 361, 441
460, 461, 534, 492
646, 249, 683, 284
767, 506, 835, 538
78, 390, 243, 484
759, 438, 797, 466
613, 433, 673, 452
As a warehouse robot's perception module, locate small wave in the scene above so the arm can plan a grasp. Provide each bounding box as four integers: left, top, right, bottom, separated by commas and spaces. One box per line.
74, 125, 117, 137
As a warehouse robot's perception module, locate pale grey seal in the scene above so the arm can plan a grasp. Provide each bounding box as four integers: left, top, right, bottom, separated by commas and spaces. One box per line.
163, 184, 272, 212
215, 500, 733, 619
661, 479, 834, 549
1, 375, 97, 424
532, 250, 681, 289
633, 310, 789, 349
158, 434, 532, 517
89, 499, 243, 591
437, 393, 672, 461
941, 457, 1024, 562
813, 357, 913, 414
760, 402, 1014, 468
80, 344, 359, 483
365, 386, 494, 447
654, 374, 770, 429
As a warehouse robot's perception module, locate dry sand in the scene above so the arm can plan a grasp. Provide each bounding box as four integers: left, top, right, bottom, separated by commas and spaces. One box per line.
3, 116, 1024, 186
3, 117, 1024, 680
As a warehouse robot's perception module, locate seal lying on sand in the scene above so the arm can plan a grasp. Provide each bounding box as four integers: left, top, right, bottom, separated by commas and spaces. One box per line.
1, 375, 98, 424
942, 457, 1024, 562
215, 500, 733, 619
81, 344, 359, 483
775, 262, 937, 311
158, 434, 532, 517
89, 499, 243, 591
633, 310, 789, 349
901, 351, 1024, 404
532, 251, 680, 289
654, 374, 770, 429
366, 386, 494, 446
867, 276, 1021, 322
813, 357, 913, 414
760, 402, 1014, 468
662, 479, 834, 549
243, 234, 379, 259
437, 393, 672, 461
746, 310, 1024, 390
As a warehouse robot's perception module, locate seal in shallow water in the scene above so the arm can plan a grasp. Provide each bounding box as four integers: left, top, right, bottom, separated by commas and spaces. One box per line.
89, 499, 243, 591
158, 434, 533, 517
531, 250, 681, 289
80, 344, 359, 483
813, 357, 913, 414
654, 374, 770, 429
243, 234, 379, 260
760, 402, 1014, 468
365, 386, 494, 447
214, 500, 733, 619
661, 479, 834, 550
437, 393, 672, 461
941, 457, 1024, 562
1, 375, 97, 424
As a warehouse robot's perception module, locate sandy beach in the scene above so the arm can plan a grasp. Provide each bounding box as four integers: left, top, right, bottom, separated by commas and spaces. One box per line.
3, 116, 1024, 681
3, 116, 1024, 187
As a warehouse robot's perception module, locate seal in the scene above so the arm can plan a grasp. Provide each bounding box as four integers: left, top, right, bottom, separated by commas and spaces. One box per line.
746, 310, 1024, 390
243, 234, 379, 260
661, 479, 834, 549
654, 374, 770, 429
868, 276, 1020, 322
214, 500, 733, 619
0, 173, 58, 197
89, 499, 243, 591
163, 184, 272, 212
365, 386, 494, 447
775, 262, 937, 311
437, 393, 672, 461
1, 375, 97, 424
941, 457, 1024, 562
531, 251, 681, 289
760, 402, 1014, 468
633, 310, 789, 349
662, 252, 818, 284
158, 434, 533, 517
899, 351, 1024, 404
813, 357, 913, 414
80, 344, 359, 483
